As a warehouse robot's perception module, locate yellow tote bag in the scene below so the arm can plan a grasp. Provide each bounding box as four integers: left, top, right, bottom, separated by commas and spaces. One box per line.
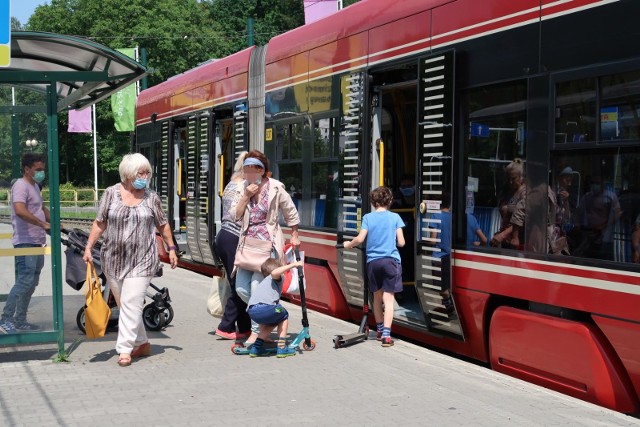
84, 262, 111, 339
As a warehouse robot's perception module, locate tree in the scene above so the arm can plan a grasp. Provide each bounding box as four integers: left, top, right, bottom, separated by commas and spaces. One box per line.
206, 0, 304, 53
10, 17, 24, 30
23, 0, 306, 186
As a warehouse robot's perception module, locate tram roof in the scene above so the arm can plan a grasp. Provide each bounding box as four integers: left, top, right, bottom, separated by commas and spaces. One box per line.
0, 31, 148, 111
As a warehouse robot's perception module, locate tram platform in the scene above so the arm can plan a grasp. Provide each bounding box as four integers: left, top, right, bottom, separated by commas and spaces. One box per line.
0, 225, 638, 426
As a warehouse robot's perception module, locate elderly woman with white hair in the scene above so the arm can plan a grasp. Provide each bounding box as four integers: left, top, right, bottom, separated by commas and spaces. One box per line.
83, 153, 178, 367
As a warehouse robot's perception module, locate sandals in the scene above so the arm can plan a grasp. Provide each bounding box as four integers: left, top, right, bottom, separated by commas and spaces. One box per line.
131, 342, 151, 358
117, 342, 151, 366
117, 354, 132, 367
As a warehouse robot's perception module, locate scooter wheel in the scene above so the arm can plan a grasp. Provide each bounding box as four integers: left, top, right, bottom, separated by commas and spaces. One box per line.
302, 339, 316, 351
333, 336, 342, 349
363, 325, 370, 340
231, 343, 244, 355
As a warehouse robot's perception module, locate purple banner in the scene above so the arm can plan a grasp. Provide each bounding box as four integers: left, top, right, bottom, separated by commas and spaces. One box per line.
68, 108, 92, 133
304, 0, 337, 24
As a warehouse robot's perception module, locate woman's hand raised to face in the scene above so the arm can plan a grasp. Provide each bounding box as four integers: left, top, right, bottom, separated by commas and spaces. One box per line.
244, 183, 260, 198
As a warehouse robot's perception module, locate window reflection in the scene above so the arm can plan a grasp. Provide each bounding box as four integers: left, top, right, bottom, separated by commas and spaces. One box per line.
462, 81, 527, 250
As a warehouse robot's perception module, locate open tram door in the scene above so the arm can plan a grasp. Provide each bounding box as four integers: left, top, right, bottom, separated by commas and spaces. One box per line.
167, 111, 217, 265
416, 51, 464, 339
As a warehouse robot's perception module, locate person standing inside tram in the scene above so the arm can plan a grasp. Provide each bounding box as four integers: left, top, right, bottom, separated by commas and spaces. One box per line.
575, 175, 622, 261
213, 151, 252, 340
0, 153, 50, 334
343, 186, 405, 347
82, 153, 178, 367
230, 150, 300, 348
491, 158, 526, 249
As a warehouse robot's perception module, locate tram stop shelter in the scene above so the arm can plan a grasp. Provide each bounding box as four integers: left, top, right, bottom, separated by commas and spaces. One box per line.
0, 31, 148, 357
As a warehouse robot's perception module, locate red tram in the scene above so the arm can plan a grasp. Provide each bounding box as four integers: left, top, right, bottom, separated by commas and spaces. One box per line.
136, 0, 640, 412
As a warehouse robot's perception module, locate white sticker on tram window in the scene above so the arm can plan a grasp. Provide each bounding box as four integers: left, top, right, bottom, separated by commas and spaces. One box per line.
467, 176, 478, 192
427, 200, 441, 210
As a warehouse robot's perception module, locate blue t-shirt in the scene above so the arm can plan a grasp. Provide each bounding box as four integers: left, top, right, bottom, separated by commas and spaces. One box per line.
431, 211, 451, 258
466, 213, 481, 246
361, 210, 405, 263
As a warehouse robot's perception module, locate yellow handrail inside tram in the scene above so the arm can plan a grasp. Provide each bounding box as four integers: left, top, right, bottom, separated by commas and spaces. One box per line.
177, 159, 183, 196
219, 154, 224, 197
378, 139, 384, 187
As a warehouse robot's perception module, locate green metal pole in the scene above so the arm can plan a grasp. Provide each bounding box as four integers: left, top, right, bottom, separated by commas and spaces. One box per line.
140, 48, 148, 91
247, 17, 254, 47
11, 114, 20, 179
46, 84, 65, 357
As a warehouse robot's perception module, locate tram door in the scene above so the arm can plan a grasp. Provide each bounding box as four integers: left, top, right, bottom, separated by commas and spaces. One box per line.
415, 52, 463, 339
369, 65, 427, 330
182, 112, 216, 265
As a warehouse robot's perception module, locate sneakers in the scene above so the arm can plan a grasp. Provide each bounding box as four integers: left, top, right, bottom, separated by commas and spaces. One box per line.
381, 337, 394, 347
15, 321, 41, 331
249, 343, 268, 358
0, 321, 16, 334
276, 346, 296, 358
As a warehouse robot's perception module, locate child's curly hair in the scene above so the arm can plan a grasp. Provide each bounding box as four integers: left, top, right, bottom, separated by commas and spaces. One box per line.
369, 186, 393, 209
260, 258, 282, 277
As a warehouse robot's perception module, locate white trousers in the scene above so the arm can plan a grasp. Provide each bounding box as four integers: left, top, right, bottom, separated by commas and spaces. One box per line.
105, 274, 152, 354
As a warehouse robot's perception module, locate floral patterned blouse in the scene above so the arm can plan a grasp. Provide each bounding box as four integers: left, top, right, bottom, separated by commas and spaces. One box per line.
96, 184, 167, 280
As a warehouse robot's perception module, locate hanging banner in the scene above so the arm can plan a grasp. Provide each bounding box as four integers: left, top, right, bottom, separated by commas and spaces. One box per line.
111, 48, 136, 131
68, 108, 92, 133
304, 0, 337, 24
0, 1, 9, 67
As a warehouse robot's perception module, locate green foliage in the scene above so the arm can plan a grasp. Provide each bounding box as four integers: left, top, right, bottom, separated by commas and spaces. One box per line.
22, 0, 305, 187
205, 0, 304, 55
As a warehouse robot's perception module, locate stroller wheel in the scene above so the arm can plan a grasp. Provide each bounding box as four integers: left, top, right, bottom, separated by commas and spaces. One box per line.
76, 305, 87, 334
143, 304, 166, 331
163, 305, 175, 326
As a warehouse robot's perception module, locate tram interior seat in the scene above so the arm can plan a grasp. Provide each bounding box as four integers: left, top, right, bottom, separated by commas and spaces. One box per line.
474, 206, 501, 244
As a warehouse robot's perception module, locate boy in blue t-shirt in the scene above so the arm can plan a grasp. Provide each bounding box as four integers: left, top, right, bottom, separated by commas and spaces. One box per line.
343, 186, 405, 347
247, 258, 304, 358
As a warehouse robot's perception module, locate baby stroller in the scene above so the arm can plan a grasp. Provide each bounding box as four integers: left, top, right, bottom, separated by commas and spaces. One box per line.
61, 228, 174, 332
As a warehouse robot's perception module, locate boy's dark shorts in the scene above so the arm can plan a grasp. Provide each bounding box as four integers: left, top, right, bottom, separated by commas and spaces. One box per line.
247, 303, 289, 326
367, 257, 403, 293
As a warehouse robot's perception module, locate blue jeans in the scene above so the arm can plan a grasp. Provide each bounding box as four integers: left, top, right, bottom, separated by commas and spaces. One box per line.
235, 268, 265, 334
2, 244, 45, 324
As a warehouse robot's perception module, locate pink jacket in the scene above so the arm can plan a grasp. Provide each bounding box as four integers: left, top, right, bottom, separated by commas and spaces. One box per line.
229, 177, 300, 260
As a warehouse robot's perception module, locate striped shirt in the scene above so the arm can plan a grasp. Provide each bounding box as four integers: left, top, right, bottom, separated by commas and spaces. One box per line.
96, 184, 167, 280
220, 181, 243, 237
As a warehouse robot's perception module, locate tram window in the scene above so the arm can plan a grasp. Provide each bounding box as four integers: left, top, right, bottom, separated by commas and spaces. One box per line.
550, 149, 640, 263
600, 70, 640, 142
555, 78, 596, 144
314, 118, 338, 158
276, 122, 303, 161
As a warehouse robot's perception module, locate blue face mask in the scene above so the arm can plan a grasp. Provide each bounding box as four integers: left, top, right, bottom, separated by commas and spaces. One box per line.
33, 171, 45, 184
400, 187, 414, 197
133, 178, 148, 189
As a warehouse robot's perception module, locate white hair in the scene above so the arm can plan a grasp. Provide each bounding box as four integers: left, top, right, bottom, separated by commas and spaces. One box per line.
119, 153, 152, 182
231, 151, 248, 179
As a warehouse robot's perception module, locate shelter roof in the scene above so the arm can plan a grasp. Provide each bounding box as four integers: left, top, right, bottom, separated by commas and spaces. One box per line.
0, 31, 148, 111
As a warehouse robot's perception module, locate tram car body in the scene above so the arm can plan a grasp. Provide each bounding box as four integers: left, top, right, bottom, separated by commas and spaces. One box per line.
136, 0, 640, 412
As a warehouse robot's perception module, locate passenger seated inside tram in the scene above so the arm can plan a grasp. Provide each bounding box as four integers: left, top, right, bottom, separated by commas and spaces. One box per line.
491, 159, 526, 249
632, 214, 640, 263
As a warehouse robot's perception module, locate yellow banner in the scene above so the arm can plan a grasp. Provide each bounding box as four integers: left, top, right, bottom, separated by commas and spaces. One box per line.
0, 247, 51, 257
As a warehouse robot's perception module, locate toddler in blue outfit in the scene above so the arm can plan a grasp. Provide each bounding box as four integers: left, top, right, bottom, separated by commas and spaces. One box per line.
247, 258, 304, 358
